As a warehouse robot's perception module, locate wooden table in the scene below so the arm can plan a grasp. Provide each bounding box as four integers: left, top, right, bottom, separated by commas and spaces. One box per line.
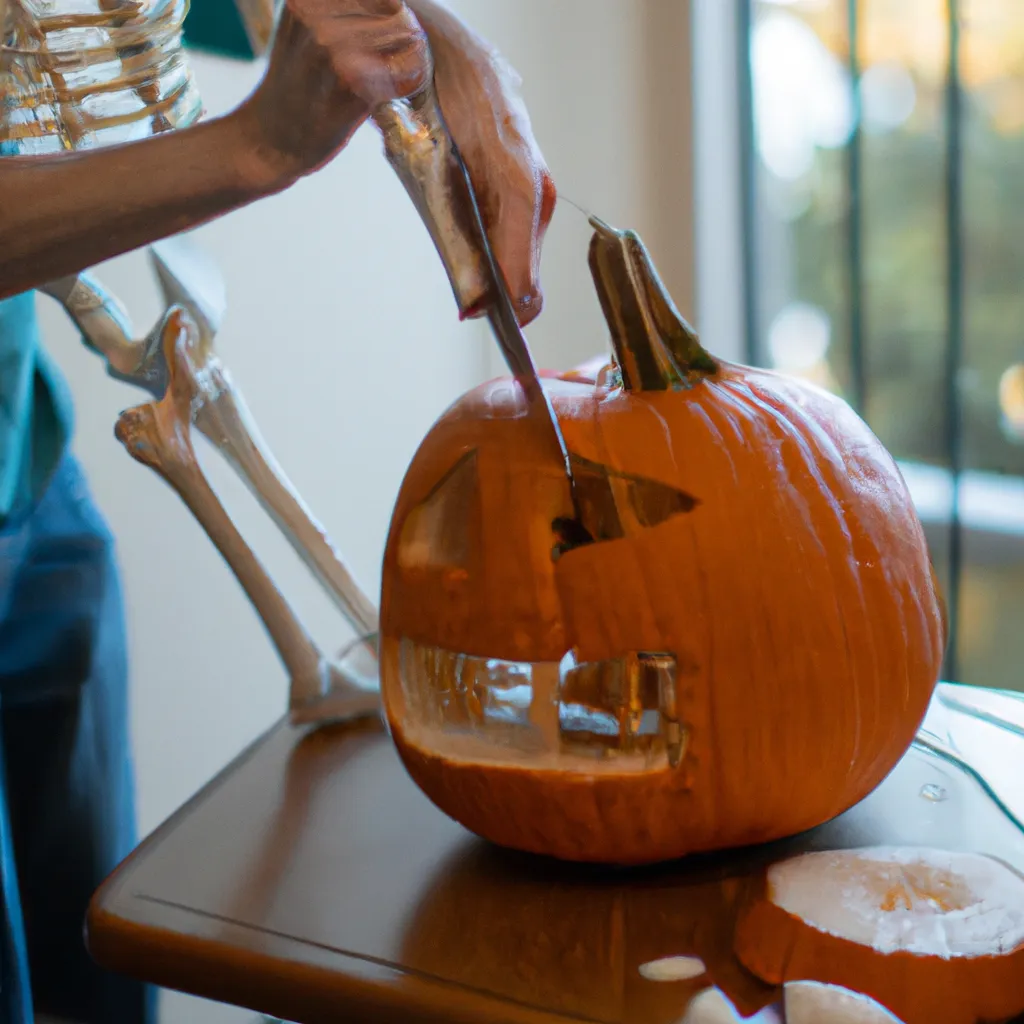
87, 685, 1024, 1024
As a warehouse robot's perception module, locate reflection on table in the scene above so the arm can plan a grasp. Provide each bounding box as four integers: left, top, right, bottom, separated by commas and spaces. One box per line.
88, 684, 1024, 1024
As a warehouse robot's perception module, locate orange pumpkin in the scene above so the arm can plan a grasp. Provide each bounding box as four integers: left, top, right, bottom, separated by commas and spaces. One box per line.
379, 218, 946, 865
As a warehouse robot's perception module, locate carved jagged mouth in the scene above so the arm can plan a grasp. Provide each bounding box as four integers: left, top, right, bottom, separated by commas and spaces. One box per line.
553, 454, 700, 558
394, 638, 689, 771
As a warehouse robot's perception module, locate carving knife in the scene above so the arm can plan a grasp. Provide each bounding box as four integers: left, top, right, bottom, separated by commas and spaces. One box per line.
374, 84, 589, 542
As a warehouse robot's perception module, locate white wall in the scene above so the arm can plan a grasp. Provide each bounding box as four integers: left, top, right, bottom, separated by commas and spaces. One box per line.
36, 3, 710, 1021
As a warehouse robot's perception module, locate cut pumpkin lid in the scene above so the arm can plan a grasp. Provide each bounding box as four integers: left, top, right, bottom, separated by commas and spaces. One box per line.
734, 846, 1024, 1024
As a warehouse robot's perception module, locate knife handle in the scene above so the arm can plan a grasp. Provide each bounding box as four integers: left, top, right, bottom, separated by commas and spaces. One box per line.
373, 82, 495, 321
375, 82, 588, 535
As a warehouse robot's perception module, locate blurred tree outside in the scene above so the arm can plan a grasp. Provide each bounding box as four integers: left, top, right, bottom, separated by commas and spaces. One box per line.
747, 0, 1024, 690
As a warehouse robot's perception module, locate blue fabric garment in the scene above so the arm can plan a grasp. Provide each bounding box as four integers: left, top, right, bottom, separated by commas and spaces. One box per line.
183, 0, 258, 59
0, 454, 153, 1024
0, 294, 74, 527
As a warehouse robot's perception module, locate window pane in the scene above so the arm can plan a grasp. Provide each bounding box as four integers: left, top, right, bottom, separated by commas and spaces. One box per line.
961, 542, 1024, 688
859, 0, 949, 465
744, 0, 1024, 692
748, 0, 853, 394
958, 0, 1024, 689
961, 0, 1024, 478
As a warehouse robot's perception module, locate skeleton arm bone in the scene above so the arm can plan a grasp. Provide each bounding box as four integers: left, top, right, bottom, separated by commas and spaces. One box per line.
41, 272, 169, 395
193, 383, 380, 637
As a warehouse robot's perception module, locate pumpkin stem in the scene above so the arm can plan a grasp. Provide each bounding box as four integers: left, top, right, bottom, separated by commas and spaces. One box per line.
587, 217, 717, 391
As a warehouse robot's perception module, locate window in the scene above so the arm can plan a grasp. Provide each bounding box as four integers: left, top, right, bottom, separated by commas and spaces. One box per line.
719, 0, 1024, 692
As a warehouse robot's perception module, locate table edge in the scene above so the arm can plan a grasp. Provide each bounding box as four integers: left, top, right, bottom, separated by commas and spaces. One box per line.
85, 716, 590, 1024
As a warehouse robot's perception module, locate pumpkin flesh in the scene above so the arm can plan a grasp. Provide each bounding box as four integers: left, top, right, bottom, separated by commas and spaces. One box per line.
733, 848, 1024, 1024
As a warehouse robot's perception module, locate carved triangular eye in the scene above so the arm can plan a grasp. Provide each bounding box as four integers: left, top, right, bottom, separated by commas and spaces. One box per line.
398, 450, 479, 571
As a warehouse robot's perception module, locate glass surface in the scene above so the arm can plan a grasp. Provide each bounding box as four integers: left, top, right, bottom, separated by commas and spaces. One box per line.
745, 0, 1024, 692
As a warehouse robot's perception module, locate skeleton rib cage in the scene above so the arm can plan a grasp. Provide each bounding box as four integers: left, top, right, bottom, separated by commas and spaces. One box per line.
0, 0, 203, 152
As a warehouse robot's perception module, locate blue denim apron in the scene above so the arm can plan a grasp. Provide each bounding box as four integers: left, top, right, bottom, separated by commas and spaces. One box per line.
0, 454, 153, 1024
0, 12, 256, 1016
0, 296, 151, 1022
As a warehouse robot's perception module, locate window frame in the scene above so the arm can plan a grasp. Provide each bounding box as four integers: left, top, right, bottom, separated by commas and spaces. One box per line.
691, 0, 1024, 682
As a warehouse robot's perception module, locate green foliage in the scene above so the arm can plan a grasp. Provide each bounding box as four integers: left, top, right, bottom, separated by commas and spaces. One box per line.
782, 99, 1024, 478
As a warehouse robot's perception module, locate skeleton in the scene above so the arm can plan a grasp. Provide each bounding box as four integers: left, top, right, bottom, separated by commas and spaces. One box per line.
34, 63, 517, 727
0, 0, 528, 726
4, 0, 382, 722
4, 0, 577, 730
41, 238, 383, 725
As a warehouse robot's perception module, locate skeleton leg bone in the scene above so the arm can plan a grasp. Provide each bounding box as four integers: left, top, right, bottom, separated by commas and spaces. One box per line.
115, 307, 380, 724
43, 241, 378, 638
189, 369, 380, 639
43, 240, 380, 724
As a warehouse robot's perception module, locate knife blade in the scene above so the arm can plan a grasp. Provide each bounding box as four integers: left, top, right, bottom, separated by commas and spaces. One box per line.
374, 84, 591, 548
